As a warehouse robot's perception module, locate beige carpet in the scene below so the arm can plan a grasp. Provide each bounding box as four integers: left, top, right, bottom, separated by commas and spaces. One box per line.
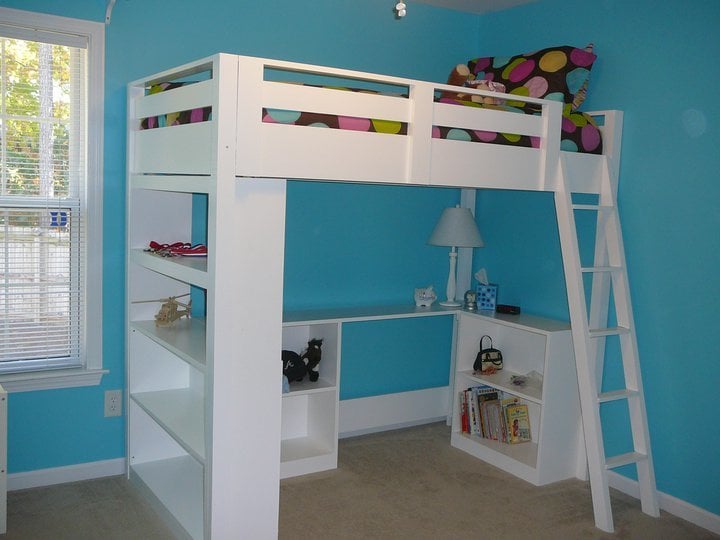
4, 474, 175, 539
1, 422, 716, 538
280, 422, 717, 540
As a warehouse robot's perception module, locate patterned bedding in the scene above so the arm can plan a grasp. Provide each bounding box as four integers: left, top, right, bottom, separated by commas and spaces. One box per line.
140, 82, 602, 154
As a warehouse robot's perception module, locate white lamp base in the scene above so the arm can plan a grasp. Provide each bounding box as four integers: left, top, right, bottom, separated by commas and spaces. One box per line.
442, 248, 460, 307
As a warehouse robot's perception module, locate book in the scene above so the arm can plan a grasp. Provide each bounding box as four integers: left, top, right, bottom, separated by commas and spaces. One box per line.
467, 389, 479, 435
505, 401, 532, 444
481, 399, 503, 441
459, 391, 468, 433
500, 397, 521, 443
472, 385, 499, 437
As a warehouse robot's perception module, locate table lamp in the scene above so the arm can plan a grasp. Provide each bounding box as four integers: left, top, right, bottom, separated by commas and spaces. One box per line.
428, 206, 484, 307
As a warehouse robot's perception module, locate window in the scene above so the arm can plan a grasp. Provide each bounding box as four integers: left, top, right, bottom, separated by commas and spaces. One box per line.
0, 8, 104, 391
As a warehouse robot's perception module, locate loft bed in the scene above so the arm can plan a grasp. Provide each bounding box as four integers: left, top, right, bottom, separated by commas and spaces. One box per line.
126, 51, 644, 539
129, 52, 621, 194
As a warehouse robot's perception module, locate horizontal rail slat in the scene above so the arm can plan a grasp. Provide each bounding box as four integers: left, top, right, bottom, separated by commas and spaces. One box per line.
133, 79, 214, 120
262, 81, 411, 122
133, 123, 213, 175
433, 103, 545, 137
237, 123, 410, 183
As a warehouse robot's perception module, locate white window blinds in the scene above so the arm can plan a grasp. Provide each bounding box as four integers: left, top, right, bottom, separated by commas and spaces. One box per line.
0, 33, 88, 373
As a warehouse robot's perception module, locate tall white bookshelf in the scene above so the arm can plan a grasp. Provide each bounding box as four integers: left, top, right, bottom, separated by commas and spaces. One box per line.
126, 55, 286, 539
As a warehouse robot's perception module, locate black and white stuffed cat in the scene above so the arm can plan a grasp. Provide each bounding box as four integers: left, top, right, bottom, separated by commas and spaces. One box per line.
301, 338, 323, 382
282, 338, 323, 382
281, 349, 306, 382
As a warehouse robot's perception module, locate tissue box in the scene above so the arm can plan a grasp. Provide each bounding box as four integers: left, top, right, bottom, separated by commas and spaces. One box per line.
476, 283, 498, 310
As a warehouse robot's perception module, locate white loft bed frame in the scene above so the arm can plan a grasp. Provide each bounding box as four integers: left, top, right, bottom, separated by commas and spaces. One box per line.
126, 53, 626, 539
131, 53, 621, 192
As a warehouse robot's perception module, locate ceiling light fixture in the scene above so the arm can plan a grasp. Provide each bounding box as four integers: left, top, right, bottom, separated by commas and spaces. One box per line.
395, 2, 407, 17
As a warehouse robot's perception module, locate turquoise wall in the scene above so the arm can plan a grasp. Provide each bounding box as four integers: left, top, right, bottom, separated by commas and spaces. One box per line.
474, 0, 719, 517
3, 0, 718, 524
0, 0, 478, 472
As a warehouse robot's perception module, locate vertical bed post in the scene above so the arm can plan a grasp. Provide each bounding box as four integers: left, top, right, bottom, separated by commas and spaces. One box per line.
540, 100, 562, 191
405, 82, 434, 183
206, 54, 285, 539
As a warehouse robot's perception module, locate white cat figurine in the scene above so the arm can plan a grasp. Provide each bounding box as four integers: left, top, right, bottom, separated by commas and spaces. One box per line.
414, 285, 437, 307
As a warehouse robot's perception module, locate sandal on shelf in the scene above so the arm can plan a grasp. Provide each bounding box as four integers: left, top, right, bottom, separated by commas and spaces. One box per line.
170, 243, 207, 257
145, 240, 168, 252
145, 241, 191, 256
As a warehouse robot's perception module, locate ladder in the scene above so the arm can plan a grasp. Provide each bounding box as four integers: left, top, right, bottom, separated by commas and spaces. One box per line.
553, 112, 659, 532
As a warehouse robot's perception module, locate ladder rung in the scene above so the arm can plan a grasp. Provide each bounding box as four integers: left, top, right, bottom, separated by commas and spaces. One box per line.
598, 389, 640, 403
571, 204, 615, 211
605, 451, 647, 470
581, 266, 623, 273
589, 326, 630, 338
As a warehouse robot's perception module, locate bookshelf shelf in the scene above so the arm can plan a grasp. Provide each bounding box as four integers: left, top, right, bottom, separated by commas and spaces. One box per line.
457, 368, 543, 404
131, 388, 205, 463
452, 431, 539, 469
130, 455, 204, 540
131, 318, 207, 372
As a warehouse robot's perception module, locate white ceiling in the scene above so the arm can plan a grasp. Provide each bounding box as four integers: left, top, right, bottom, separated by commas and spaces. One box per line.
410, 0, 534, 14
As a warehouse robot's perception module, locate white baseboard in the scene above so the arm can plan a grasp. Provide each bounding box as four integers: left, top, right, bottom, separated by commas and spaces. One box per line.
339, 386, 449, 438
608, 471, 720, 535
8, 458, 126, 491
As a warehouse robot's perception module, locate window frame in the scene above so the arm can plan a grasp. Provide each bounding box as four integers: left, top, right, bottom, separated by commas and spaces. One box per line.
0, 7, 105, 392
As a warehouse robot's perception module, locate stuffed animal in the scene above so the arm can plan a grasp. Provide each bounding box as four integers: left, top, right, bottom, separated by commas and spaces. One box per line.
440, 63, 506, 105
301, 338, 323, 382
440, 63, 471, 100
282, 349, 307, 382
414, 285, 437, 307
282, 338, 323, 383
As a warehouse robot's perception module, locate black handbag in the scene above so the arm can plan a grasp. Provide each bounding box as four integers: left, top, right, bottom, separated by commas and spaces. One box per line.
473, 335, 503, 373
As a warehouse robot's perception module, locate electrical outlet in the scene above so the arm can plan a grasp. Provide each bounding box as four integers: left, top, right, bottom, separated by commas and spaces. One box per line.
104, 390, 123, 417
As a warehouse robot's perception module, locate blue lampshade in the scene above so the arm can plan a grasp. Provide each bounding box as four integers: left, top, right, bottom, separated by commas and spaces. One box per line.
428, 206, 484, 248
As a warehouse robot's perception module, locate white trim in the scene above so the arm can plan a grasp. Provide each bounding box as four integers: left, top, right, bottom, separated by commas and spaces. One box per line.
339, 386, 449, 438
608, 470, 720, 535
83, 10, 105, 378
0, 368, 107, 393
8, 458, 125, 491
0, 6, 105, 389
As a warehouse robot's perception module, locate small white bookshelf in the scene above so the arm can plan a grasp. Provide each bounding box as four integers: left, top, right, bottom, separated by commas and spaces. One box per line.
450, 311, 583, 486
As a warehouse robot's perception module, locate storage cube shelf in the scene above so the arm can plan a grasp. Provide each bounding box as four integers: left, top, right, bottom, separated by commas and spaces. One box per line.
280, 321, 340, 479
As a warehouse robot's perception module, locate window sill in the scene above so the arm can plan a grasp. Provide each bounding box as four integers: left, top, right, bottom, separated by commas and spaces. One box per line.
0, 368, 108, 393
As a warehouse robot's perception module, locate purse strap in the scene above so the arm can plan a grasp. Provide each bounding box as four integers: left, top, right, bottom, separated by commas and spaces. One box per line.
480, 335, 493, 350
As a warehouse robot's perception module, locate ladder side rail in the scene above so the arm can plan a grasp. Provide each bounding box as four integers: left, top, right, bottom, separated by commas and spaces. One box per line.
597, 132, 659, 517
588, 158, 616, 388
554, 165, 614, 533
603, 197, 660, 518
588, 110, 624, 197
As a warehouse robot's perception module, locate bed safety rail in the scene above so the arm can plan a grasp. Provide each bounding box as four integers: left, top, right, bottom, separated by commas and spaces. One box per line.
128, 54, 619, 194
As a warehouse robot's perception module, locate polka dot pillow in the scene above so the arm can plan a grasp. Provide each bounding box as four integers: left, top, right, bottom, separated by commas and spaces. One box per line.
467, 45, 596, 111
